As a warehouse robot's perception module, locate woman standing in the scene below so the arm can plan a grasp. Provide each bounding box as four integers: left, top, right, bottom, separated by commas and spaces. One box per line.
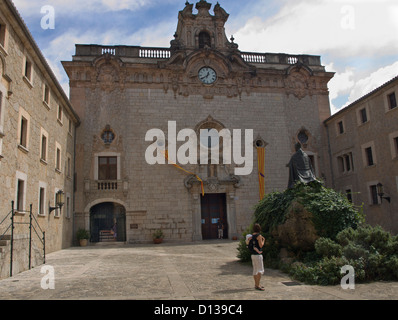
249, 223, 265, 291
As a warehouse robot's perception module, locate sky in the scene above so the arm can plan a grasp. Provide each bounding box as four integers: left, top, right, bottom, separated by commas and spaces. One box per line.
12, 0, 398, 114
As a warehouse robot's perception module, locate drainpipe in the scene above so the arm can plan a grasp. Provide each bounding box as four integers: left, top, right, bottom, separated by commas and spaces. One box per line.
72, 122, 78, 247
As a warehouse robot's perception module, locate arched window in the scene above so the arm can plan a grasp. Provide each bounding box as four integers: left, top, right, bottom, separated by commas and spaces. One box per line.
199, 31, 211, 49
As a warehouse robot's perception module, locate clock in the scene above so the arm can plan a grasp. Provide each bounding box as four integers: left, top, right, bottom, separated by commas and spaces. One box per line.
198, 67, 217, 85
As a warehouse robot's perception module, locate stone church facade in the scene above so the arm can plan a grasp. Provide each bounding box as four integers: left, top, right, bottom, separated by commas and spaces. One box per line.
63, 0, 334, 243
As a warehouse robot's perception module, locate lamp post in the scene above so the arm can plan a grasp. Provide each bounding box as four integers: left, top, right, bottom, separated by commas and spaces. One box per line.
49, 190, 65, 214
376, 183, 391, 203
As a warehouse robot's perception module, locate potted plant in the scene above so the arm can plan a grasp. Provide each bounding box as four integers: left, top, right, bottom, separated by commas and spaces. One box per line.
76, 228, 90, 247
152, 229, 164, 244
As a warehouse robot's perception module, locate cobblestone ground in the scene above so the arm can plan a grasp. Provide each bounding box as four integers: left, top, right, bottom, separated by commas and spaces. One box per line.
0, 241, 397, 300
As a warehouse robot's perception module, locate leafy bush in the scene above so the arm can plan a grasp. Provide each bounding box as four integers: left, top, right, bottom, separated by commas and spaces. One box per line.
289, 225, 398, 285
315, 237, 342, 258
252, 181, 363, 239
237, 180, 398, 285
238, 181, 363, 263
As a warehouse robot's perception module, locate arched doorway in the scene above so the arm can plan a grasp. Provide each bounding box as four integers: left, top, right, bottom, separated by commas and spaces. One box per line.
90, 202, 126, 242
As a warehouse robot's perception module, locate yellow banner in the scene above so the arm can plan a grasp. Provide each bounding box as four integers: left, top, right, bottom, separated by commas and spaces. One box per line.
163, 150, 205, 196
257, 147, 265, 200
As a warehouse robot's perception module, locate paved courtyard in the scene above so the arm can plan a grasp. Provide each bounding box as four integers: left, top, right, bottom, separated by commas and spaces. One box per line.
0, 241, 397, 300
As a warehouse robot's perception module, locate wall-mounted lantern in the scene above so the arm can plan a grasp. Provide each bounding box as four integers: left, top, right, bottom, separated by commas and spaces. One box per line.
377, 183, 391, 203
49, 190, 65, 214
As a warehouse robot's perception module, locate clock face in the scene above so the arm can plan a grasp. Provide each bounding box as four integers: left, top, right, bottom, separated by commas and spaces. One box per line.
198, 67, 217, 84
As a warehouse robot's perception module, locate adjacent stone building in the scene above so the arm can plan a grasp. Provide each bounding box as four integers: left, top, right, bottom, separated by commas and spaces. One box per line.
324, 76, 398, 234
63, 0, 334, 243
0, 0, 79, 278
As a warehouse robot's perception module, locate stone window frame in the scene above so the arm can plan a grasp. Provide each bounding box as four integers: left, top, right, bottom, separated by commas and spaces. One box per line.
22, 51, 34, 87
367, 181, 381, 206
18, 107, 31, 152
57, 103, 63, 125
66, 152, 72, 179
42, 83, 50, 109
55, 141, 62, 173
336, 152, 354, 175
361, 141, 377, 168
335, 118, 345, 136
40, 127, 49, 164
356, 104, 370, 126
384, 88, 398, 112
93, 152, 121, 181
389, 131, 398, 160
15, 171, 27, 213
38, 181, 47, 216
195, 116, 229, 170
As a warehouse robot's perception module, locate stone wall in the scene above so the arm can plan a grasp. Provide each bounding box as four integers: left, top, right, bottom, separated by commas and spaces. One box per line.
0, 0, 79, 277
325, 78, 398, 234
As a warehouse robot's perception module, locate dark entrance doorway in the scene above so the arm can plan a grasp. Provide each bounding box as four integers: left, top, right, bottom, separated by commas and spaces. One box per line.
90, 202, 126, 242
201, 193, 228, 240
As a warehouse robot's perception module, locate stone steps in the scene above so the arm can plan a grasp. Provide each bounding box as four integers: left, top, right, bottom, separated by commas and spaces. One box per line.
0, 235, 11, 259
99, 230, 116, 242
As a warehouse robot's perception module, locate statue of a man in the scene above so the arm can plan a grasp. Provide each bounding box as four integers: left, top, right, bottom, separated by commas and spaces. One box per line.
287, 142, 317, 189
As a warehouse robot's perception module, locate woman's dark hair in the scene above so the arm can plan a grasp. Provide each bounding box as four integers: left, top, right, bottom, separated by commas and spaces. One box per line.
253, 223, 261, 233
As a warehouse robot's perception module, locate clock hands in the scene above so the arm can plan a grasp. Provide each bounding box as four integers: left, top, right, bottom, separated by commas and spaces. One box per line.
200, 71, 209, 81
199, 68, 216, 84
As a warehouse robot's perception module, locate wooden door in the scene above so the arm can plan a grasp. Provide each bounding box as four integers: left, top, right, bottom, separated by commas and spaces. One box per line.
201, 193, 227, 240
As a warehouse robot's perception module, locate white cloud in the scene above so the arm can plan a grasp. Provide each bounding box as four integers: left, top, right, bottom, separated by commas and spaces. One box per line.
12, 0, 153, 14
326, 63, 355, 114
231, 0, 398, 114
326, 61, 398, 114
40, 20, 174, 96
346, 62, 398, 105
233, 0, 398, 57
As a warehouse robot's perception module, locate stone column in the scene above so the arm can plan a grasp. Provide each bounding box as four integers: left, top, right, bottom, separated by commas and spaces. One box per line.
228, 192, 238, 239
191, 193, 202, 241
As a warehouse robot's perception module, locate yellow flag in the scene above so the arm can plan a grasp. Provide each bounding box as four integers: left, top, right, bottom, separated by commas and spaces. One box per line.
163, 150, 205, 196
257, 147, 265, 200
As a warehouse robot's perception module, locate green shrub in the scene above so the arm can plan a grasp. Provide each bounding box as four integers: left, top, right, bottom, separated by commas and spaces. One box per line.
315, 238, 342, 258
290, 225, 398, 285
343, 243, 368, 260
252, 181, 363, 240
290, 256, 349, 286
238, 181, 397, 286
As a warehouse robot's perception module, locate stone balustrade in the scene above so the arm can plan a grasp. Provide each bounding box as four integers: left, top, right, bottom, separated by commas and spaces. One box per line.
74, 44, 322, 66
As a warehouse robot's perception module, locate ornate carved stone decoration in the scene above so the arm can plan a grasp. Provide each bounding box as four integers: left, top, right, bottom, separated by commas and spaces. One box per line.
285, 64, 314, 100
92, 125, 122, 153
92, 54, 125, 92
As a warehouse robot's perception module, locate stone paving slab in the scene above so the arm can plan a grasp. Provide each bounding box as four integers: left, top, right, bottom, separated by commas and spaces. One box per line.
0, 241, 397, 300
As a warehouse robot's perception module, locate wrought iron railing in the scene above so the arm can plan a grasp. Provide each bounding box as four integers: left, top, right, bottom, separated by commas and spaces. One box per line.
0, 202, 45, 277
